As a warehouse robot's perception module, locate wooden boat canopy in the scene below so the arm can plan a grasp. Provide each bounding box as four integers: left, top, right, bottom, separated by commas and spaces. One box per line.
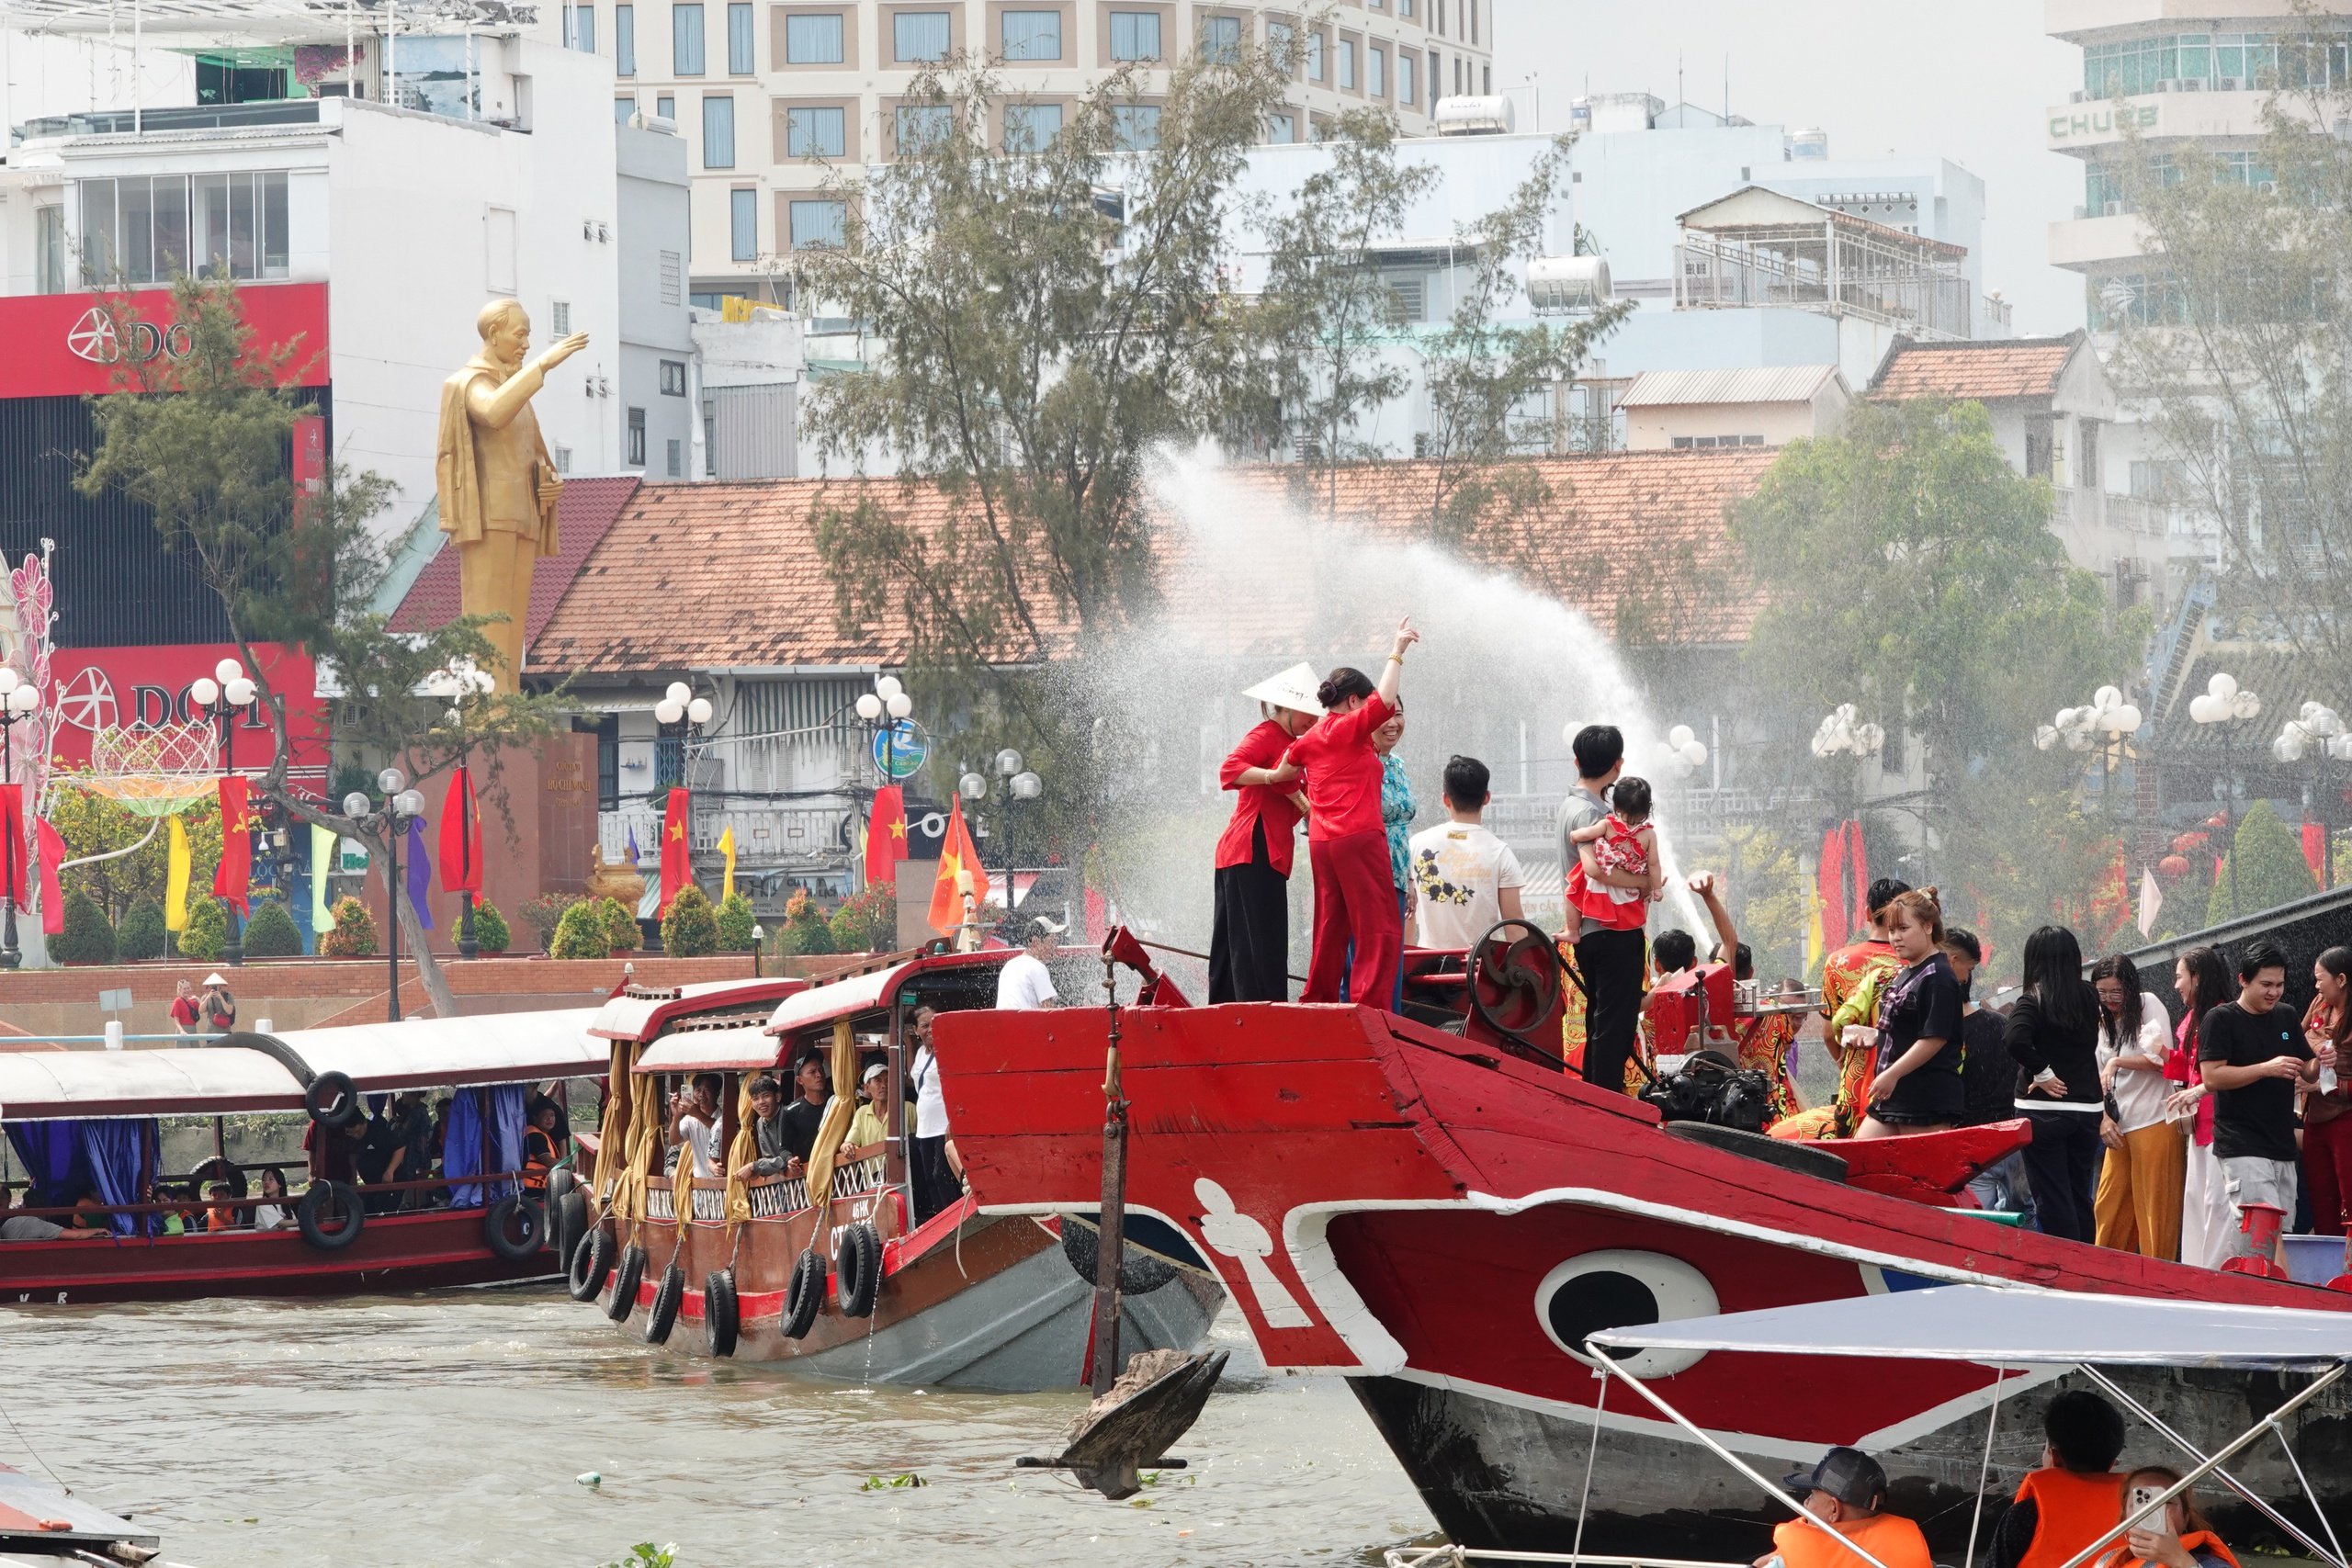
588, 978, 804, 1043
763, 951, 1020, 1038
635, 1022, 781, 1075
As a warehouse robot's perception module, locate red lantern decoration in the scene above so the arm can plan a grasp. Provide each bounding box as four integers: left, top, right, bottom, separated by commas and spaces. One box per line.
2171, 831, 2207, 855
2159, 854, 2191, 879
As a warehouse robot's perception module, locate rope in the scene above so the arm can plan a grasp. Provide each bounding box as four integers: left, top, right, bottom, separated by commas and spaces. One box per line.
1962, 1369, 2010, 1568
0, 1395, 65, 1488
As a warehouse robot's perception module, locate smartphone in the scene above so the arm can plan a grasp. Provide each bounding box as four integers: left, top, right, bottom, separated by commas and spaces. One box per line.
2128, 1483, 2165, 1517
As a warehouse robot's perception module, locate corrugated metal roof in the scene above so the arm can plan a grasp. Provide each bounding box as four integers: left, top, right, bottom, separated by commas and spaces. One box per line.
1618, 366, 1844, 409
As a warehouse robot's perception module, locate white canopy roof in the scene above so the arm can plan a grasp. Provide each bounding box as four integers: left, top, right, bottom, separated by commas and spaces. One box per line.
765, 963, 909, 1036
588, 979, 779, 1042
637, 1024, 782, 1075
1587, 1285, 2352, 1372
0, 1009, 602, 1120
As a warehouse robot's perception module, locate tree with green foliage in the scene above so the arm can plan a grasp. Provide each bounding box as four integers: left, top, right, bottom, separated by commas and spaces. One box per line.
776, 889, 836, 957
74, 273, 571, 1019
550, 900, 613, 960
177, 896, 228, 962
519, 892, 581, 954
318, 895, 378, 958
829, 883, 898, 954
594, 897, 641, 953
51, 891, 118, 965
240, 900, 302, 957
473, 899, 511, 954
117, 899, 167, 961
48, 783, 223, 922
714, 891, 757, 953
661, 885, 719, 957
1733, 398, 2145, 910
2200, 801, 2319, 927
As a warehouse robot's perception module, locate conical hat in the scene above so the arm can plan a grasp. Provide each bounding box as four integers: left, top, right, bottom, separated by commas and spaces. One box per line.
1241, 662, 1324, 716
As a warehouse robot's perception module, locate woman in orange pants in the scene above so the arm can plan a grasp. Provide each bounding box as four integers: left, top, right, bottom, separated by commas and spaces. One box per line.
1268, 617, 1419, 1009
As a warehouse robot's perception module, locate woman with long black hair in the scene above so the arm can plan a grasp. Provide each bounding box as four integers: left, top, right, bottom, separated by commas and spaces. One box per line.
2091, 953, 2184, 1258
2006, 925, 2106, 1243
2165, 946, 2235, 1268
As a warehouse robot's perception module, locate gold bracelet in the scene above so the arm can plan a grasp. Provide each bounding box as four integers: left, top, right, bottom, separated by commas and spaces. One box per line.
1386, 653, 1404, 664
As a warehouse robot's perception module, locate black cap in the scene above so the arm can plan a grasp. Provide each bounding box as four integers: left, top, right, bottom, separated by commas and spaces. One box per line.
1782, 1447, 1886, 1511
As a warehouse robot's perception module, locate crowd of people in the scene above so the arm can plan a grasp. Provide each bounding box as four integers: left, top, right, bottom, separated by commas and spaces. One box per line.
1209, 629, 2349, 1270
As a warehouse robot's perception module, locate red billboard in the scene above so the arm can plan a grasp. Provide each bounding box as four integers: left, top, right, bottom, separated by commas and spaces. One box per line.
0, 282, 330, 400
47, 642, 330, 774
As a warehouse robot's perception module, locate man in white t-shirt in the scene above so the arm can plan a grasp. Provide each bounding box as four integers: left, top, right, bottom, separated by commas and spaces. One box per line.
995, 917, 1065, 1010
1408, 754, 1527, 951
671, 1072, 721, 1179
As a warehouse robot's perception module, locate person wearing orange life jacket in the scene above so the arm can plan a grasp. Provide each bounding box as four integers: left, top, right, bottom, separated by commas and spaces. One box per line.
2092, 1468, 2239, 1568
1754, 1447, 1931, 1568
1991, 1390, 2128, 1568
520, 1099, 567, 1196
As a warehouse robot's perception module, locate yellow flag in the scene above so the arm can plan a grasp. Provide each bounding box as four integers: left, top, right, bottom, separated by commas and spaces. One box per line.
718, 824, 737, 903
164, 815, 191, 931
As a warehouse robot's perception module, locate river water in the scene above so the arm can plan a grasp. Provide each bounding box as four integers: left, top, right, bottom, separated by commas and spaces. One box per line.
0, 1291, 1434, 1567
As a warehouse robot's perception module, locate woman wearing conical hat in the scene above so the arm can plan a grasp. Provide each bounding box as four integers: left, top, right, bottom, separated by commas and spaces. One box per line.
1209, 663, 1321, 1004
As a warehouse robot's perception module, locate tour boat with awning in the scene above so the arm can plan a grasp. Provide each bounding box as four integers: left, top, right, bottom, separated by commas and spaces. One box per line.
566, 952, 1224, 1390
932, 929, 2352, 1558
0, 1010, 606, 1304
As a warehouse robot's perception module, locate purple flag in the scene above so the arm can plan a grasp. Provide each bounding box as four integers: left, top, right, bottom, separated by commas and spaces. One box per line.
406, 816, 435, 930
627, 823, 640, 862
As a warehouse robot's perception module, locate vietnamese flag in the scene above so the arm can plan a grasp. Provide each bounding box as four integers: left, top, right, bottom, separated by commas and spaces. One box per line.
0, 784, 27, 905
35, 817, 65, 935
1844, 819, 1870, 938
212, 775, 252, 916
659, 786, 693, 914
1816, 824, 1849, 953
865, 784, 907, 885
439, 765, 484, 895
926, 795, 989, 934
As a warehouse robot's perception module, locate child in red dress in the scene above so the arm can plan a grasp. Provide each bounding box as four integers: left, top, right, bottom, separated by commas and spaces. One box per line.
1566, 775, 1660, 923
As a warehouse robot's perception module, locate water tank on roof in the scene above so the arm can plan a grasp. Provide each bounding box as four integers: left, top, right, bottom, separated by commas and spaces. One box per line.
1788, 126, 1829, 161
1526, 255, 1611, 313
1434, 95, 1514, 136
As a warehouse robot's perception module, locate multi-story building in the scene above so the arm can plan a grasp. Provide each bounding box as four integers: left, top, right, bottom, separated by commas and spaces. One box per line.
577, 0, 1495, 301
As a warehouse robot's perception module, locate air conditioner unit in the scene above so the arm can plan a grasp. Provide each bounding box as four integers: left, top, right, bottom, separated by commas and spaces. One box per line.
2219, 76, 2239, 89
2181, 77, 2203, 90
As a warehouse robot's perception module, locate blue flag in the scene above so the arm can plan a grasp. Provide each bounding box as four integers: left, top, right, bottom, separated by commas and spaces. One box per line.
406, 816, 435, 930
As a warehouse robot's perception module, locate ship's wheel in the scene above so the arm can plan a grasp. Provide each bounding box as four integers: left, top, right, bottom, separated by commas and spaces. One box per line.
1468, 919, 1563, 1039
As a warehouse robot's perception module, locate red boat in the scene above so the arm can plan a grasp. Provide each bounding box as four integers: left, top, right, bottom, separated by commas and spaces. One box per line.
934, 935, 2352, 1556
569, 953, 1224, 1389
0, 1012, 605, 1304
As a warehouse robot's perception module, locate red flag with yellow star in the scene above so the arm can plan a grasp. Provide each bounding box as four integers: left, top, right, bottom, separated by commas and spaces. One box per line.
865, 784, 907, 885
659, 786, 693, 914
927, 795, 989, 933
212, 775, 253, 915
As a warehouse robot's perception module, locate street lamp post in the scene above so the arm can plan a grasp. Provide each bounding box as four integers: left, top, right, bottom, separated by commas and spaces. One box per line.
2274, 702, 2351, 888
2035, 685, 2143, 818
345, 770, 427, 1022
0, 670, 41, 970
189, 657, 258, 966
959, 750, 1045, 879
2189, 672, 2261, 920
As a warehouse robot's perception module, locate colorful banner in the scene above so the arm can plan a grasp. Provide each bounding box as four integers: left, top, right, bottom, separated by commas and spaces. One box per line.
927, 795, 989, 934
0, 784, 23, 906
718, 823, 737, 904
439, 766, 483, 895
659, 787, 692, 915
865, 784, 907, 886
165, 816, 191, 931
311, 821, 337, 939
212, 775, 252, 916
34, 817, 63, 935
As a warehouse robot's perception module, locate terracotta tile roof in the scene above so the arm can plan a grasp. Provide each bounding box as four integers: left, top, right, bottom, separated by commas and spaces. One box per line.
527, 450, 1780, 677
385, 476, 641, 649
1867, 333, 2083, 403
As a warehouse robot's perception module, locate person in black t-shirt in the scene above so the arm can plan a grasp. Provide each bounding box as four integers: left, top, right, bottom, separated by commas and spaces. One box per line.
1944, 928, 2037, 1224
1860, 890, 1966, 1137
2198, 942, 2324, 1267
2005, 925, 2107, 1245
779, 1053, 831, 1171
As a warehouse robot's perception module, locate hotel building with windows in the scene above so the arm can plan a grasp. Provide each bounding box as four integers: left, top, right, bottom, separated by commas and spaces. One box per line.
570, 0, 1495, 302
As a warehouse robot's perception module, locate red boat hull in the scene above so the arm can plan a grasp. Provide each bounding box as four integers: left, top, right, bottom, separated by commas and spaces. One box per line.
1, 1208, 560, 1304
934, 1001, 2352, 1553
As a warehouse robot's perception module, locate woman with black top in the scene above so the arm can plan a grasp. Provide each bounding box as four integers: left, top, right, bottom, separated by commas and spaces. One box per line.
1858, 888, 1966, 1140
2006, 924, 2107, 1243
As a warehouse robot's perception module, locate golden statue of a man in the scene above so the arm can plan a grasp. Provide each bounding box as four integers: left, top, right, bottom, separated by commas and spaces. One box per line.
434, 299, 589, 690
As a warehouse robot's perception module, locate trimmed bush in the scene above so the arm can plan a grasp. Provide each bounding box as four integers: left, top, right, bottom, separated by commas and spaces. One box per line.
51, 890, 118, 964
777, 888, 835, 957
473, 898, 512, 954
176, 896, 227, 962
117, 898, 168, 962
2199, 800, 2320, 928
829, 883, 897, 954
550, 900, 612, 960
317, 895, 379, 958
241, 899, 303, 958
661, 885, 719, 957
715, 891, 757, 953
519, 892, 580, 953
594, 896, 642, 953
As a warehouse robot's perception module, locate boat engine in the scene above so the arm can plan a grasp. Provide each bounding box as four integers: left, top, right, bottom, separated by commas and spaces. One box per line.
1639, 964, 1770, 1132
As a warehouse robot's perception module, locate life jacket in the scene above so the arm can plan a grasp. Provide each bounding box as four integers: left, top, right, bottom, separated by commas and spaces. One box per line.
206, 1205, 235, 1233
2094, 1530, 2240, 1568
1770, 1510, 1933, 1568
2016, 1470, 2127, 1568
522, 1129, 557, 1194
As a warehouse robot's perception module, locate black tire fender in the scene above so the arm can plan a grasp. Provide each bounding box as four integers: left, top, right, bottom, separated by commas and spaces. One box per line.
643, 1263, 685, 1346
553, 1190, 588, 1263
295, 1181, 365, 1251
569, 1227, 615, 1303
782, 1248, 826, 1339
1664, 1120, 1849, 1182
606, 1243, 648, 1323
482, 1195, 545, 1262
706, 1269, 741, 1359
833, 1222, 882, 1318
303, 1070, 364, 1128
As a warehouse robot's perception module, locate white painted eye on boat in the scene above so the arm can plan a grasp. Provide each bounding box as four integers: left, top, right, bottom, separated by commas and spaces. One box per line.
1533, 1248, 1720, 1378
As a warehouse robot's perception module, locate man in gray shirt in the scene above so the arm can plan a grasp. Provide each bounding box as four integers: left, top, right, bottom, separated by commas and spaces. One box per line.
744, 1075, 794, 1177
1557, 725, 1644, 1093
1, 1185, 99, 1241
